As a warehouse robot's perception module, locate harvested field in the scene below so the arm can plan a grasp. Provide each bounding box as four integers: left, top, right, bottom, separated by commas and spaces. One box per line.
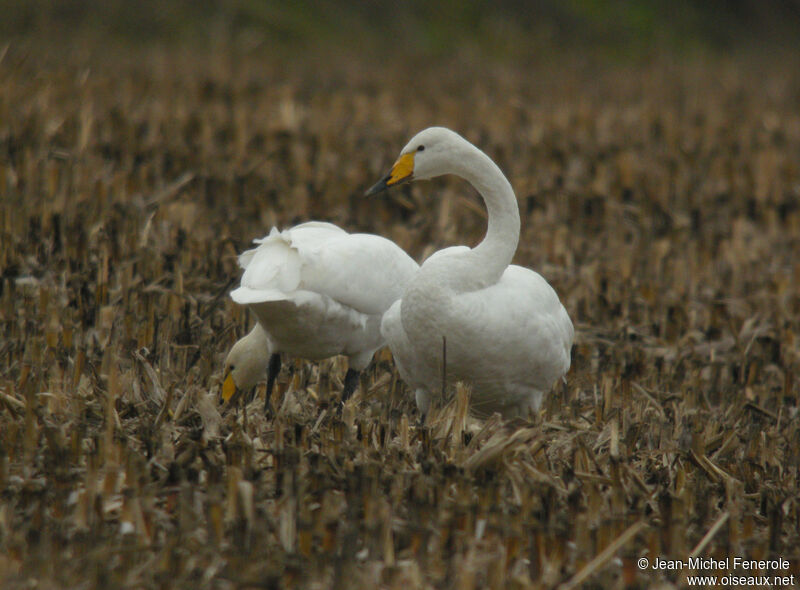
1, 28, 800, 589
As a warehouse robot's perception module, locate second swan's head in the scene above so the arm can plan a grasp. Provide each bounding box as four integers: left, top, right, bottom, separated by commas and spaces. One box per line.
221, 324, 272, 405
365, 127, 466, 195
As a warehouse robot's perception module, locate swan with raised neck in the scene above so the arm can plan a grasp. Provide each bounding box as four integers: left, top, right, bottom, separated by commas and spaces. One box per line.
368, 127, 574, 420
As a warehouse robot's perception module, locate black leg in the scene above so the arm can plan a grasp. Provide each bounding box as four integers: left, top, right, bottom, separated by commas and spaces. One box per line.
414, 390, 430, 428
341, 368, 360, 403
337, 368, 360, 415
265, 353, 281, 415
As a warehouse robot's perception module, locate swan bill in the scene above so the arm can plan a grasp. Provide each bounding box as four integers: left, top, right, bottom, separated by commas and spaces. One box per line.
221, 370, 237, 403
365, 152, 414, 195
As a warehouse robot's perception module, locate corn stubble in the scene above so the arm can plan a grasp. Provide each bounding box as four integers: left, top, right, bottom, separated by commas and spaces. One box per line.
0, 44, 799, 589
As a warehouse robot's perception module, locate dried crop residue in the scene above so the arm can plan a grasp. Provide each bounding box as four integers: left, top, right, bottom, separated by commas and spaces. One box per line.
1, 43, 799, 589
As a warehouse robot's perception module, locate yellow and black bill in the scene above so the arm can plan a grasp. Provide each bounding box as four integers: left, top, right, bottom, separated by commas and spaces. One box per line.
365, 152, 415, 196
221, 369, 238, 404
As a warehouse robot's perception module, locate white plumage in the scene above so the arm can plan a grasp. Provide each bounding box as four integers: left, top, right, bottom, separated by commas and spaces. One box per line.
222, 221, 419, 408
367, 127, 574, 419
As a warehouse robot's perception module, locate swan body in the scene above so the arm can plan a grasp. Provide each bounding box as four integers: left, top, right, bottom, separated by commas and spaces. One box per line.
367, 127, 573, 419
222, 221, 419, 407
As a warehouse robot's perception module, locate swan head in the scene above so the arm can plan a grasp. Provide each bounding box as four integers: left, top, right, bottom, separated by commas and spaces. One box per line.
365, 127, 466, 195
221, 324, 272, 405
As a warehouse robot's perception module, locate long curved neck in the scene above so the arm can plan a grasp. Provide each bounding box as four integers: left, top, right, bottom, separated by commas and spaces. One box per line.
243, 323, 273, 369
419, 141, 520, 291
460, 145, 520, 276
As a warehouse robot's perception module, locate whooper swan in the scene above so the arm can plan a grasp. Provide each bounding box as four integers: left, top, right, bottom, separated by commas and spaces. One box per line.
366, 127, 573, 419
222, 221, 419, 412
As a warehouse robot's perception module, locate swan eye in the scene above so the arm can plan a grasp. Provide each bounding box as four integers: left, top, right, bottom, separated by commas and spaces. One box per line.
417, 145, 425, 152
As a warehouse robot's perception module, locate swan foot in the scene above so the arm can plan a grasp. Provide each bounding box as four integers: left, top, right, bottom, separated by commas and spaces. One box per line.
265, 353, 281, 416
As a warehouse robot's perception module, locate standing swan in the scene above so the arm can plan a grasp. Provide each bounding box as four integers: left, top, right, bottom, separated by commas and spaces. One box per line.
366, 127, 573, 419
222, 221, 419, 412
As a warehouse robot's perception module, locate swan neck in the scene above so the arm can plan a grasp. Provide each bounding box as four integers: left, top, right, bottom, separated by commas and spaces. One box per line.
246, 324, 272, 362
401, 138, 520, 336
458, 144, 520, 278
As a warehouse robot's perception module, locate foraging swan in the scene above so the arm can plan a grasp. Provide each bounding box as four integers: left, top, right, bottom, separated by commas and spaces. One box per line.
366, 127, 573, 419
222, 221, 419, 411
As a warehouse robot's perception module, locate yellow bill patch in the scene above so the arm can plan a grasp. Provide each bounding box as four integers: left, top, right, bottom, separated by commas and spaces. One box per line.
222, 371, 237, 403
386, 152, 415, 186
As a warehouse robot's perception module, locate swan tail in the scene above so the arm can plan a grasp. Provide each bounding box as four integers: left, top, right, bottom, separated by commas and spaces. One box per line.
230, 285, 291, 305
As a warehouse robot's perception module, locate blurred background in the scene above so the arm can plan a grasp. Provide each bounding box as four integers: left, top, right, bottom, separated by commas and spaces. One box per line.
1, 2, 799, 588
3, 0, 800, 58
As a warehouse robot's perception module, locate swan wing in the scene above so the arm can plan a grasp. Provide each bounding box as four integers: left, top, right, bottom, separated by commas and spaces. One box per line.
238, 223, 346, 268
230, 285, 292, 305
291, 233, 419, 315
234, 221, 366, 298
244, 288, 384, 364
236, 222, 417, 318
236, 224, 346, 292
447, 265, 573, 389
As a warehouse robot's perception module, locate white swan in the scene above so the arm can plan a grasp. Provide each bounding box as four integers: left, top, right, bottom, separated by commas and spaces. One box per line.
366, 127, 574, 419
222, 221, 419, 412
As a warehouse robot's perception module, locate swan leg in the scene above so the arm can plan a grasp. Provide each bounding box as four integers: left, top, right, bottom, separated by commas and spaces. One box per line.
415, 389, 431, 425
517, 391, 543, 421
341, 368, 360, 402
336, 369, 360, 416
265, 353, 281, 415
